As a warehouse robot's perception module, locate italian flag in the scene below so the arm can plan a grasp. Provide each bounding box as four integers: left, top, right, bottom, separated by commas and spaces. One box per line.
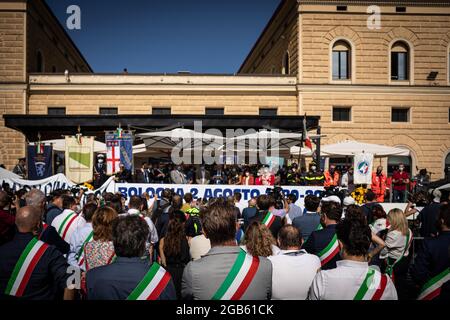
262, 211, 275, 228
36, 143, 44, 154
212, 249, 260, 300
354, 268, 389, 300
77, 231, 94, 268
127, 263, 171, 300
417, 268, 450, 300
56, 211, 78, 242
4, 238, 49, 297
317, 234, 340, 266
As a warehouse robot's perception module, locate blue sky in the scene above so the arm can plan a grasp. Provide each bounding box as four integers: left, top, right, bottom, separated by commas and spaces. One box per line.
46, 0, 281, 73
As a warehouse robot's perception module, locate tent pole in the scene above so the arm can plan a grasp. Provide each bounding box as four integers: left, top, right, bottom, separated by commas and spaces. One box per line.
316, 126, 321, 171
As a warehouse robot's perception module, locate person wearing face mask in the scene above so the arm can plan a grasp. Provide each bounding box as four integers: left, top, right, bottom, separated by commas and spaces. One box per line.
305, 163, 325, 186
93, 154, 108, 189
324, 165, 340, 188
392, 164, 410, 203
50, 195, 86, 244
240, 169, 254, 185
195, 165, 210, 184
371, 166, 388, 203
0, 206, 75, 300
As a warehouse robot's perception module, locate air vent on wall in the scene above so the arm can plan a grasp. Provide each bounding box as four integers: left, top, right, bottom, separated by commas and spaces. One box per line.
337, 6, 347, 11
396, 7, 406, 13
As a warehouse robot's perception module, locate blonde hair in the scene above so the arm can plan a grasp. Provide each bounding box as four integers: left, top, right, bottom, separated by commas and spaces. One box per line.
387, 208, 408, 235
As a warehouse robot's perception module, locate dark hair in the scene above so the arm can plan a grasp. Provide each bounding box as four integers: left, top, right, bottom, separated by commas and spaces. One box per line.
234, 192, 242, 202
321, 202, 342, 222
184, 193, 193, 204
62, 195, 76, 209
371, 205, 386, 221
336, 218, 372, 257
92, 206, 118, 241
304, 195, 320, 212
82, 203, 98, 222
200, 200, 236, 246
257, 194, 272, 211
438, 204, 450, 230
164, 211, 187, 257
288, 194, 298, 203
128, 195, 142, 210
162, 188, 172, 200
278, 225, 302, 249
365, 190, 376, 202
112, 215, 149, 257
345, 205, 366, 224
171, 194, 183, 211
106, 195, 122, 214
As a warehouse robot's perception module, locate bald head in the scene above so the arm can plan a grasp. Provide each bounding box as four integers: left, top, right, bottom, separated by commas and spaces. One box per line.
16, 206, 42, 234
25, 189, 46, 212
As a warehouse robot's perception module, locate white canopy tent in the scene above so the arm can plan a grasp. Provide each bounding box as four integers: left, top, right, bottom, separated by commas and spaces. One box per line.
438, 183, 450, 191
42, 139, 146, 154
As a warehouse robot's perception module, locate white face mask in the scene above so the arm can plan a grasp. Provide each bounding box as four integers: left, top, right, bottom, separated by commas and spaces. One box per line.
98, 159, 104, 164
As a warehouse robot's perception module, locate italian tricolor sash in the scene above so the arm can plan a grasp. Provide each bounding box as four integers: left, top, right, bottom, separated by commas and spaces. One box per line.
262, 212, 275, 228
4, 238, 49, 297
354, 268, 388, 300
56, 211, 78, 241
76, 231, 94, 267
316, 223, 323, 231
127, 263, 171, 300
317, 234, 340, 266
386, 229, 413, 281
212, 249, 260, 300
417, 268, 450, 300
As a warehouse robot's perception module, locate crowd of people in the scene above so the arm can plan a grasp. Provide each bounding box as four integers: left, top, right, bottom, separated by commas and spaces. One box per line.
0, 181, 449, 300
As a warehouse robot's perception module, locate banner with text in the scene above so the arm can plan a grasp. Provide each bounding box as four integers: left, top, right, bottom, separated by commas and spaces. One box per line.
115, 183, 324, 209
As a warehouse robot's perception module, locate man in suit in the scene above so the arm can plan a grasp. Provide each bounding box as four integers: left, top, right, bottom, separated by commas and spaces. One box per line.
249, 194, 283, 239
93, 154, 108, 189
411, 204, 450, 300
195, 165, 210, 184
302, 201, 342, 270
136, 162, 151, 183
170, 165, 187, 184
86, 215, 176, 300
0, 206, 73, 300
211, 165, 227, 184
182, 199, 272, 300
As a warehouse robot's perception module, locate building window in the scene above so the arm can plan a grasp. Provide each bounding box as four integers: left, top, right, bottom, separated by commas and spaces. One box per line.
332, 107, 351, 121
99, 107, 118, 115
282, 51, 290, 75
37, 51, 44, 73
391, 41, 410, 81
392, 107, 410, 122
205, 108, 224, 116
47, 107, 66, 115
152, 107, 171, 115
51, 66, 57, 73
259, 108, 278, 116
332, 41, 351, 80
448, 108, 450, 122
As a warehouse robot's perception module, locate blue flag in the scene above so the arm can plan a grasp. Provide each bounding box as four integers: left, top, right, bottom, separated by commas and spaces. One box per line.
119, 132, 133, 171
27, 145, 53, 180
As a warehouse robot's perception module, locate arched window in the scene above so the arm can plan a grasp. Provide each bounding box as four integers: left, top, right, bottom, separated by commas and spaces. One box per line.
282, 51, 290, 75
37, 51, 44, 73
388, 155, 412, 176
332, 40, 351, 80
391, 41, 410, 81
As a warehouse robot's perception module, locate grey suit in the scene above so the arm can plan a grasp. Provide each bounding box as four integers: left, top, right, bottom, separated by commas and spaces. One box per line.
182, 246, 272, 300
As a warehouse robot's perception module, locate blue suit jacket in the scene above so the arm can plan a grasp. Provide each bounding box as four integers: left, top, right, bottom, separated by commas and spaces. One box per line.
411, 231, 450, 289
302, 224, 341, 270
86, 256, 177, 300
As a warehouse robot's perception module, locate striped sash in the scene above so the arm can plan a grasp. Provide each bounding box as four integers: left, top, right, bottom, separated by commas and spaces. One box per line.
354, 268, 388, 300
262, 211, 275, 228
4, 238, 49, 297
317, 234, 340, 266
127, 263, 171, 300
386, 229, 413, 280
76, 231, 94, 268
212, 249, 260, 300
417, 268, 450, 300
56, 211, 78, 241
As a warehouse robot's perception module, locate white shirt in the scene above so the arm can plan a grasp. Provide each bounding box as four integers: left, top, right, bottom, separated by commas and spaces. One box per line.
240, 244, 281, 256
268, 249, 321, 300
121, 209, 158, 244
51, 209, 86, 243
189, 234, 211, 260
67, 222, 93, 269
380, 229, 410, 260
308, 260, 398, 300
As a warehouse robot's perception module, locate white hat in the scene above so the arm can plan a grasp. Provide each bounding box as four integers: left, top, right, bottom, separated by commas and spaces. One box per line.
321, 195, 341, 205
432, 189, 441, 203
343, 196, 355, 206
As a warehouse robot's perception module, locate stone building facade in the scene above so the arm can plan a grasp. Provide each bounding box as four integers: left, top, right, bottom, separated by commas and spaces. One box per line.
2, 0, 450, 180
